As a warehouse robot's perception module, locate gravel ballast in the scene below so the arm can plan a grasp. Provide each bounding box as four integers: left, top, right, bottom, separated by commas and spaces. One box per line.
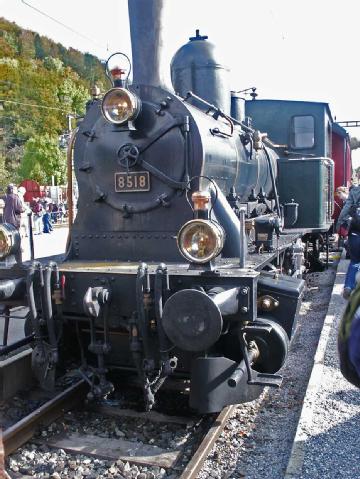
296, 258, 360, 479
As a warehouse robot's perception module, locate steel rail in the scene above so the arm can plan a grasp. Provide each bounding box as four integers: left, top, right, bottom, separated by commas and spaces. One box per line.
2, 380, 88, 456
179, 405, 236, 479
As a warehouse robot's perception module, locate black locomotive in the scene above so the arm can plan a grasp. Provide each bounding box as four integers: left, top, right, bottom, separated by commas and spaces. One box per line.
0, 0, 337, 413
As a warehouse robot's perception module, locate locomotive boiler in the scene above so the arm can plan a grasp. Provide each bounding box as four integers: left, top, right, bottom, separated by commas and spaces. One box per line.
0, 0, 338, 413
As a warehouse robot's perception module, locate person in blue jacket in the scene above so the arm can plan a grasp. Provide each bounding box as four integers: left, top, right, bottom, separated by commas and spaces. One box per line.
42, 207, 53, 234
337, 185, 360, 299
338, 285, 360, 387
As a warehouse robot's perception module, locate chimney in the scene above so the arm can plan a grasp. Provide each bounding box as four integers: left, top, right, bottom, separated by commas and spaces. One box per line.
127, 0, 171, 90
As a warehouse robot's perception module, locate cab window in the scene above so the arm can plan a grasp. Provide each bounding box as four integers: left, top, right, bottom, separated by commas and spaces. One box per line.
291, 115, 315, 148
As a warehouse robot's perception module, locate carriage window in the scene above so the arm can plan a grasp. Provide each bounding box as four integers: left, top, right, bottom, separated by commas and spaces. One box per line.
291, 115, 315, 148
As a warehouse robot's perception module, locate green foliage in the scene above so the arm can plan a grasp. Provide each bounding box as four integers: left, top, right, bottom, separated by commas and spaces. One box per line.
5, 145, 23, 183
43, 56, 64, 72
0, 154, 10, 190
19, 134, 66, 185
0, 16, 108, 186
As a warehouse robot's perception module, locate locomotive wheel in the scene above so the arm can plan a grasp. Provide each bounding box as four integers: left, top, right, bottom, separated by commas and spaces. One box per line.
247, 317, 289, 374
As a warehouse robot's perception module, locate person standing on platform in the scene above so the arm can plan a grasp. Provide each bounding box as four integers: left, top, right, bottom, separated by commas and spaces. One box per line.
32, 199, 43, 235
338, 285, 360, 387
51, 203, 58, 223
42, 207, 53, 234
58, 203, 64, 223
1, 184, 24, 230
337, 184, 360, 299
17, 186, 29, 238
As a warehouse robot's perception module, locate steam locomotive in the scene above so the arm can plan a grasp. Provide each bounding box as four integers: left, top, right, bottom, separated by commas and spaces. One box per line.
0, 0, 351, 413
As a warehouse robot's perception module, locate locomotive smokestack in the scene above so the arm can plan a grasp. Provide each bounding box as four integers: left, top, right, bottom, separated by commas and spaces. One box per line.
127, 0, 171, 90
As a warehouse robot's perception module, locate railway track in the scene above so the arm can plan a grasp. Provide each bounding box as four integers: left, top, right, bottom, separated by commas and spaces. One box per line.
2, 390, 230, 476
1, 369, 239, 479
2, 380, 88, 457
178, 405, 236, 479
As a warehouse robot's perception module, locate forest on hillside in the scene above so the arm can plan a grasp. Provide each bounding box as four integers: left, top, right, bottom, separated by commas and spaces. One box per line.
0, 17, 109, 188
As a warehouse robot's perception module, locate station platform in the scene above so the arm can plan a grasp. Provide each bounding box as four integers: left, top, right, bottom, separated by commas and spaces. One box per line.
285, 254, 360, 478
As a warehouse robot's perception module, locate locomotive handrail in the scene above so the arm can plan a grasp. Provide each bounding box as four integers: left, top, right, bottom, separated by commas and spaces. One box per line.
183, 90, 287, 149
67, 127, 78, 229
184, 91, 234, 135
263, 144, 282, 220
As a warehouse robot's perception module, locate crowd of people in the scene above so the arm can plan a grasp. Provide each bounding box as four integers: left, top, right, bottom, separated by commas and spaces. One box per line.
0, 183, 67, 237
30, 197, 66, 235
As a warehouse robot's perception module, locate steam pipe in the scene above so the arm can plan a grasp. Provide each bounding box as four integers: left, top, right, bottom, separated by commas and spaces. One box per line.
136, 263, 152, 360
26, 262, 42, 339
43, 266, 58, 360
210, 184, 241, 257
239, 208, 247, 268
128, 0, 171, 90
154, 264, 172, 359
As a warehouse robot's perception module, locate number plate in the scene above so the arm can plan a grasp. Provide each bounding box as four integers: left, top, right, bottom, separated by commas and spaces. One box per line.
115, 171, 150, 193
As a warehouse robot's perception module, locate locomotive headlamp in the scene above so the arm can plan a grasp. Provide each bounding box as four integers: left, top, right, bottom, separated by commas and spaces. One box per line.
0, 224, 20, 259
177, 219, 225, 264
101, 88, 141, 125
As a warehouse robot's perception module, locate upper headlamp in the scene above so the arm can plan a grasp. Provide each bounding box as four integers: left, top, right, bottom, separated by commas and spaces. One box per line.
0, 224, 20, 260
101, 88, 141, 125
177, 219, 225, 264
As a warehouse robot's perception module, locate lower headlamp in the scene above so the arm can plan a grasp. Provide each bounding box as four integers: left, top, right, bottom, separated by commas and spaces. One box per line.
177, 219, 225, 264
0, 224, 20, 259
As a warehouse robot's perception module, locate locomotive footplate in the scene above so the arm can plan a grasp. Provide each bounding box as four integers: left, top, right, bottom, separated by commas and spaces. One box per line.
247, 231, 303, 271
57, 260, 259, 325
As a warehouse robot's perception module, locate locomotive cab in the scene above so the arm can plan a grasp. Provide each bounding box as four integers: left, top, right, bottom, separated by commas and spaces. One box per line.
246, 99, 335, 232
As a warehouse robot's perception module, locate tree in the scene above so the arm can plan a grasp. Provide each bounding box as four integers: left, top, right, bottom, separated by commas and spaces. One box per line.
0, 154, 9, 191
19, 134, 66, 185
0, 17, 106, 186
6, 144, 23, 181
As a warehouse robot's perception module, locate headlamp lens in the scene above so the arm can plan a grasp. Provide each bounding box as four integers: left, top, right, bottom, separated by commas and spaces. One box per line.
101, 88, 141, 125
0, 229, 9, 258
0, 224, 20, 259
177, 220, 224, 264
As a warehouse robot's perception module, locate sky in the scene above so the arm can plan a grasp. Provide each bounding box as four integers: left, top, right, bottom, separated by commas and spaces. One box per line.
1, 0, 360, 166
